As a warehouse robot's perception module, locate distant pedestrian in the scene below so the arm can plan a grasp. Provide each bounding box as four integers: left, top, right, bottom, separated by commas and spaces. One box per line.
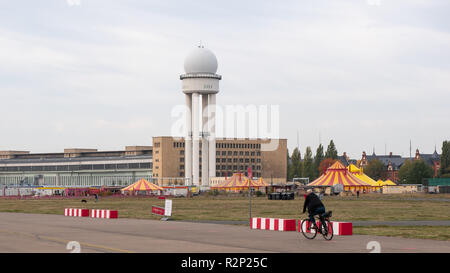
95, 194, 98, 203
356, 190, 360, 198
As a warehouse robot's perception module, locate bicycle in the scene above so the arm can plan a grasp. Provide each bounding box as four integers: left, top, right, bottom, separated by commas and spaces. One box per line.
300, 210, 333, 240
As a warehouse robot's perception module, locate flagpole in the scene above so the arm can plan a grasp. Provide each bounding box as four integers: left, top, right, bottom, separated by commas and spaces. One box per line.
248, 167, 252, 228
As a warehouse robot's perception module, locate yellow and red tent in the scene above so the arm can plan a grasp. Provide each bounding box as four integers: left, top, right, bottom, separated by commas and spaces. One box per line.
240, 177, 269, 189
211, 173, 268, 191
256, 177, 269, 187
347, 164, 380, 191
121, 178, 163, 192
307, 161, 371, 192
214, 173, 248, 187
383, 179, 397, 186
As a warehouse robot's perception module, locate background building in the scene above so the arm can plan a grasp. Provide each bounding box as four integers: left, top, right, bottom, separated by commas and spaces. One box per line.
0, 147, 153, 188
152, 136, 287, 185
358, 149, 441, 182
0, 137, 288, 187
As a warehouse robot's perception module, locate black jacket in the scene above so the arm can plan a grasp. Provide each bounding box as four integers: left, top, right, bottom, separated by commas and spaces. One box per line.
303, 193, 324, 213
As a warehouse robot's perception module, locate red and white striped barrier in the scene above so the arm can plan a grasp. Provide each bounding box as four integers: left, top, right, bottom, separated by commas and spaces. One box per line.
64, 208, 89, 217
251, 217, 296, 231
299, 220, 352, 236
90, 209, 118, 219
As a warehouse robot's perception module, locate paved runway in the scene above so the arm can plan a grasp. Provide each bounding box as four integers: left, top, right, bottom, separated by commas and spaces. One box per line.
0, 212, 449, 253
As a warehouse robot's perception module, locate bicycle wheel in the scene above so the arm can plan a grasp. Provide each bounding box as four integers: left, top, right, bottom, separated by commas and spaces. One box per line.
300, 219, 317, 240
321, 220, 333, 241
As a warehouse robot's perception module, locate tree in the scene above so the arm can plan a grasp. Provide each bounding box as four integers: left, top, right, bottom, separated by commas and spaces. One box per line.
325, 140, 338, 159
318, 158, 337, 176
303, 147, 315, 181
287, 149, 293, 181
440, 140, 450, 178
364, 159, 385, 181
313, 144, 325, 179
399, 159, 433, 184
398, 160, 413, 184
290, 148, 303, 179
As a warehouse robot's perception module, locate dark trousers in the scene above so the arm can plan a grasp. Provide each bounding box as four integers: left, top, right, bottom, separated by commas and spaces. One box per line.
309, 206, 325, 226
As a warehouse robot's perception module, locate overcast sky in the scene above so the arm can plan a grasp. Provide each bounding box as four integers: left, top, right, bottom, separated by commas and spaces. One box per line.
0, 0, 449, 159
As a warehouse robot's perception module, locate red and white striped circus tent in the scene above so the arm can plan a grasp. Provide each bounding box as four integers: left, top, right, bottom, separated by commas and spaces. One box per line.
121, 178, 163, 194
211, 173, 268, 191
307, 161, 371, 192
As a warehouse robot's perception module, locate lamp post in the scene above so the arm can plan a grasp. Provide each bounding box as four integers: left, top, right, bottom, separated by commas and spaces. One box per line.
248, 166, 253, 228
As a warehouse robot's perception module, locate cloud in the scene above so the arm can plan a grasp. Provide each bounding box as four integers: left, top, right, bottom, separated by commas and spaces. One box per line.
0, 1, 449, 157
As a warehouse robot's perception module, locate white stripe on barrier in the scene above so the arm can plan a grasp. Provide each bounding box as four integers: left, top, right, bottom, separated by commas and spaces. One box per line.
261, 218, 266, 230
332, 222, 339, 235
279, 219, 284, 231
269, 219, 274, 231
252, 218, 257, 229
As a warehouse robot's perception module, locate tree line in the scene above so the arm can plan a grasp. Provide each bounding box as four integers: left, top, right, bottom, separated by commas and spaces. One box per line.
287, 140, 338, 182
287, 140, 450, 185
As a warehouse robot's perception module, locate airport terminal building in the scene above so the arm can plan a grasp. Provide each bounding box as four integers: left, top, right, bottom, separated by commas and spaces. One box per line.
0, 137, 287, 188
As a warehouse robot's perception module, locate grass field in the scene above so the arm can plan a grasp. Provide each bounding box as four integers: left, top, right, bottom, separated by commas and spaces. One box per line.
0, 193, 449, 240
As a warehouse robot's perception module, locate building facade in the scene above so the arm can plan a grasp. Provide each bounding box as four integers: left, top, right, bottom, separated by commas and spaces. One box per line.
1, 137, 288, 187
0, 147, 153, 188
152, 136, 287, 185
358, 149, 441, 182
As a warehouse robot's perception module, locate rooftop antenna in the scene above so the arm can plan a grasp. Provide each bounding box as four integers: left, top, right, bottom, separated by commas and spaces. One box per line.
409, 140, 412, 160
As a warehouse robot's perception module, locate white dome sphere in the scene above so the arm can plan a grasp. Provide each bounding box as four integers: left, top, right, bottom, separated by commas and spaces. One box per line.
184, 47, 218, 74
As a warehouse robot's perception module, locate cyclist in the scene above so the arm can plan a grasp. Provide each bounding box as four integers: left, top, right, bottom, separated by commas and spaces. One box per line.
303, 189, 326, 229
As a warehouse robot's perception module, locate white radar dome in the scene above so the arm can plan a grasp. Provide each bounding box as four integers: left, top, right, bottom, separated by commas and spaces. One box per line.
184, 47, 218, 74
